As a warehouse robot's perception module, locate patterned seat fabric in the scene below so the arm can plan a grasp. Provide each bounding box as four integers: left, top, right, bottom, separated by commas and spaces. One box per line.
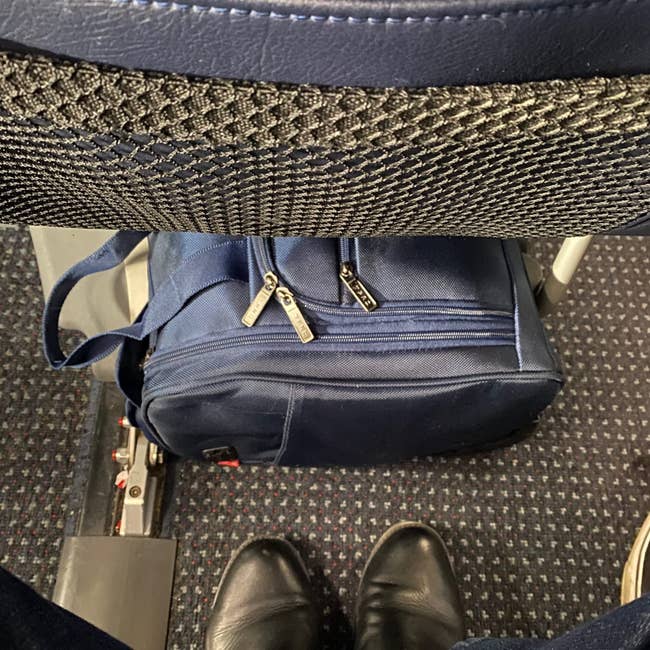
0, 0, 648, 235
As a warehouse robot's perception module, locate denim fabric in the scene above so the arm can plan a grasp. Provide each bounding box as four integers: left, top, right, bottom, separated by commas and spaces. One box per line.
0, 566, 128, 649
453, 593, 650, 650
1, 564, 650, 649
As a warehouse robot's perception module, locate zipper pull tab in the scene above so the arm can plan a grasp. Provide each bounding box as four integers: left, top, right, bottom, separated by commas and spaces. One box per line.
242, 272, 278, 327
275, 287, 315, 343
339, 263, 378, 312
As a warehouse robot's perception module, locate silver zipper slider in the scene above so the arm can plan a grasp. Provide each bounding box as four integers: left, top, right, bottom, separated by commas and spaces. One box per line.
275, 287, 315, 343
242, 272, 278, 327
139, 347, 154, 370
339, 263, 378, 312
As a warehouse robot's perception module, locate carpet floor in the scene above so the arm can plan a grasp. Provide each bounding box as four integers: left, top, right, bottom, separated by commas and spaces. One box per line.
165, 237, 650, 648
0, 229, 647, 649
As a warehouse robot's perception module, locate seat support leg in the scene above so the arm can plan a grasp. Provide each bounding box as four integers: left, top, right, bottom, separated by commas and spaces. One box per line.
536, 235, 593, 316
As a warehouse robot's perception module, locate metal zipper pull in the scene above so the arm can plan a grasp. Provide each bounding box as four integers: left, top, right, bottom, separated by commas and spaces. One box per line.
242, 272, 278, 327
275, 287, 315, 343
139, 347, 154, 371
339, 263, 378, 312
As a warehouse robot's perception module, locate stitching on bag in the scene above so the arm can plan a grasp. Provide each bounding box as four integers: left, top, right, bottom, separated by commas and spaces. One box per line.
145, 371, 562, 404
154, 239, 245, 300
500, 241, 523, 371
274, 383, 295, 464
112, 0, 642, 24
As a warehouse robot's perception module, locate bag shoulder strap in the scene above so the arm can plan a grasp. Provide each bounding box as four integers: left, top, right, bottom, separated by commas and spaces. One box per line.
43, 232, 247, 369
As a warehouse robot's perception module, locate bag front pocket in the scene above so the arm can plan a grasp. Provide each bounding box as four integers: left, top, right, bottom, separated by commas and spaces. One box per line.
277, 374, 562, 466
245, 236, 515, 341
251, 236, 515, 310
144, 378, 290, 461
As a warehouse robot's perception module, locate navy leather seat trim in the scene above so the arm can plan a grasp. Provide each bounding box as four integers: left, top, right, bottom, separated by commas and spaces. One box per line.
610, 214, 650, 235
2, 0, 649, 87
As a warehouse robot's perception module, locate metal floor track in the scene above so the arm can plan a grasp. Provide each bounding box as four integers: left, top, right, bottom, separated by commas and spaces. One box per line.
0, 228, 647, 649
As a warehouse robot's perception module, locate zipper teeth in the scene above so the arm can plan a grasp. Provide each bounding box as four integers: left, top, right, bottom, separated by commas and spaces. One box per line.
315, 332, 503, 342
255, 238, 510, 318
299, 299, 510, 318
339, 237, 351, 264
254, 236, 274, 276
145, 331, 514, 370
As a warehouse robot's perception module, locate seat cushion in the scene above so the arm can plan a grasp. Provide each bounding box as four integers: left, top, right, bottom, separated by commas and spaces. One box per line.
611, 214, 650, 235
1, 0, 649, 88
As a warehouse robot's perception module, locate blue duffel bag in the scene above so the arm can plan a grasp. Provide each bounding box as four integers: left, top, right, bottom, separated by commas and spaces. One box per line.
43, 233, 563, 466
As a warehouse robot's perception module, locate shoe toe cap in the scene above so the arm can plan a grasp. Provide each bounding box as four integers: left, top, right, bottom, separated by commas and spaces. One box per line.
206, 538, 319, 650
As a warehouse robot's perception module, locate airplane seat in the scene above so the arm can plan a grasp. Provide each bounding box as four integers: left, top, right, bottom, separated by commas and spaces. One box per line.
0, 0, 647, 378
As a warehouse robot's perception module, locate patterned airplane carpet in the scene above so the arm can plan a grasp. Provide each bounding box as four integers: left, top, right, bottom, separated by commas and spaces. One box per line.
0, 226, 91, 597
0, 227, 647, 649
165, 237, 649, 649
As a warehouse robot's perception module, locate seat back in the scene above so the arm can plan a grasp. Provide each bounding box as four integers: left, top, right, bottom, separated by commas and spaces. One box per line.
0, 0, 648, 236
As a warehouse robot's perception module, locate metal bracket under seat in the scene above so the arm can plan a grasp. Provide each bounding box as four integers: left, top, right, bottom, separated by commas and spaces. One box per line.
53, 384, 177, 650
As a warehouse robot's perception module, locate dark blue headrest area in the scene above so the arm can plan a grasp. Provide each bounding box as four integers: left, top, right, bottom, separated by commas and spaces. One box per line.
1, 0, 649, 88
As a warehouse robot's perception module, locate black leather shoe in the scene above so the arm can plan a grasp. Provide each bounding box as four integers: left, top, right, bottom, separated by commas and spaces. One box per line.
355, 522, 465, 650
205, 537, 320, 650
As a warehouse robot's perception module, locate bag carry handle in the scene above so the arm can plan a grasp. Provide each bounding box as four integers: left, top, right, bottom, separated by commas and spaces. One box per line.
43, 232, 248, 369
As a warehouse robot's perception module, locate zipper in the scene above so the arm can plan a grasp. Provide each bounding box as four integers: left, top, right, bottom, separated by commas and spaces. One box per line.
242, 271, 315, 343
243, 238, 315, 343
253, 235, 275, 275
138, 347, 154, 370
297, 300, 510, 319
244, 237, 509, 340
275, 287, 315, 343
145, 330, 514, 371
242, 271, 278, 327
247, 236, 381, 337
338, 237, 352, 267
338, 237, 378, 311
